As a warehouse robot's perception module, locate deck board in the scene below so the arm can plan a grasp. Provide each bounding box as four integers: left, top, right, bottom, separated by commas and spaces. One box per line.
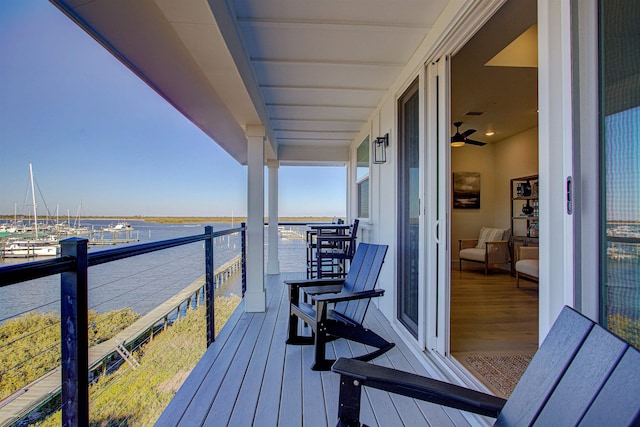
365, 304, 471, 426
206, 311, 266, 425
227, 282, 282, 426
254, 282, 288, 426
302, 345, 329, 427
157, 272, 483, 426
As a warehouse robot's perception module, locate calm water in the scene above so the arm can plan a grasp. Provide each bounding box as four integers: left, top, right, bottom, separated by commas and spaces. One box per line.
606, 222, 640, 318
0, 220, 307, 323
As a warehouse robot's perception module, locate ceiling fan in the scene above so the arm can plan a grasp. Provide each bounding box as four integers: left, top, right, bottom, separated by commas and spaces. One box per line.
451, 122, 487, 147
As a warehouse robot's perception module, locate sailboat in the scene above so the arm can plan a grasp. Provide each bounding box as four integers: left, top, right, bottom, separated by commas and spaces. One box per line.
53, 202, 91, 236
1, 164, 60, 258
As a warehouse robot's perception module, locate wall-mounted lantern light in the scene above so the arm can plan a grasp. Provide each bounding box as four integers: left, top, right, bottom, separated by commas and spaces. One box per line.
373, 133, 389, 164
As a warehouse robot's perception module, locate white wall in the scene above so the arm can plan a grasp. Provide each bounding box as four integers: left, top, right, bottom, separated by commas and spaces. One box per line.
369, 95, 397, 320
450, 143, 497, 251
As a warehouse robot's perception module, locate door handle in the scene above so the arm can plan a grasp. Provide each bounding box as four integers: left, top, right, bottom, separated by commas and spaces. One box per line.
566, 176, 573, 215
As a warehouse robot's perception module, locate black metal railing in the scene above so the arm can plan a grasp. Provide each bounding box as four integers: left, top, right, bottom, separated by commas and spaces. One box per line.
0, 223, 246, 426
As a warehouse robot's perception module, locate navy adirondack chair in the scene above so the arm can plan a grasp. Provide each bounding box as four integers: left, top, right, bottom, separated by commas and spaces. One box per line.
333, 306, 640, 426
286, 243, 393, 371
315, 219, 360, 278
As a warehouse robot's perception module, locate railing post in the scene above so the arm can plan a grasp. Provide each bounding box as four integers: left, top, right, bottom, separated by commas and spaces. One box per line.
60, 237, 89, 427
205, 226, 215, 346
241, 222, 247, 297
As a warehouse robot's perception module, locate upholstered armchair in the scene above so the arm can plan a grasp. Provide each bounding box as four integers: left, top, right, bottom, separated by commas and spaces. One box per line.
459, 227, 511, 274
515, 246, 539, 287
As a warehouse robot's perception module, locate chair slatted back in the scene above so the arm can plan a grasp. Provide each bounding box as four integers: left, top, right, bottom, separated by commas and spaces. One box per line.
334, 243, 387, 324
344, 219, 360, 259
496, 306, 640, 426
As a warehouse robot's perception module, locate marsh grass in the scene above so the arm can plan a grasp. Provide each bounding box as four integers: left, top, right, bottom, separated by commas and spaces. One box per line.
0, 309, 140, 401
608, 314, 640, 349
33, 294, 241, 426
140, 216, 334, 224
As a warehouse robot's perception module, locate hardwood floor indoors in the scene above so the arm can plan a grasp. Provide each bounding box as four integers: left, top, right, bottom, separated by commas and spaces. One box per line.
450, 263, 538, 397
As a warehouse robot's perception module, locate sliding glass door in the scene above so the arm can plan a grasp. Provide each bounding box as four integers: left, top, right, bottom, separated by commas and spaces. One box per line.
397, 79, 420, 337
600, 0, 640, 348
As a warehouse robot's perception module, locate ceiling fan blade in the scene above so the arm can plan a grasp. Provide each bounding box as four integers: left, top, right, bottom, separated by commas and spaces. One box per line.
465, 139, 486, 146
461, 129, 476, 138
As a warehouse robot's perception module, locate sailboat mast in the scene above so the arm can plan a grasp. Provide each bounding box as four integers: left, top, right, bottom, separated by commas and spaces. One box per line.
29, 163, 38, 237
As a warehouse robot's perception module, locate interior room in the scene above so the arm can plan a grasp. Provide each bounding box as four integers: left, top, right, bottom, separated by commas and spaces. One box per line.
449, 0, 539, 397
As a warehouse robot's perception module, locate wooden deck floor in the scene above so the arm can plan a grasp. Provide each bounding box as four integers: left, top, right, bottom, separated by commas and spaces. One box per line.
156, 273, 484, 427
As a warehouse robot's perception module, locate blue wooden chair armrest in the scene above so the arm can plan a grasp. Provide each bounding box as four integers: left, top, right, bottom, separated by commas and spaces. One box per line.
284, 278, 346, 287
313, 289, 384, 304
303, 284, 345, 296
285, 279, 346, 301
332, 358, 506, 424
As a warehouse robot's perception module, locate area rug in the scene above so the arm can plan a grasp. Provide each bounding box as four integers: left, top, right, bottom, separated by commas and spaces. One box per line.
465, 354, 533, 398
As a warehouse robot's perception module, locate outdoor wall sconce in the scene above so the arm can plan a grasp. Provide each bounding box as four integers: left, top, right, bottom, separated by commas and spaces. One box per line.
373, 133, 389, 164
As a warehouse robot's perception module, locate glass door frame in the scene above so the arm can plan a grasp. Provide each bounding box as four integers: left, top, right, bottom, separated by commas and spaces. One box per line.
396, 77, 422, 339
425, 56, 452, 356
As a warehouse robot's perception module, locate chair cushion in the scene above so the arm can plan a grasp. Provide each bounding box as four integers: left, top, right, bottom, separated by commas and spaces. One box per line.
516, 259, 539, 278
476, 227, 507, 249
460, 248, 486, 262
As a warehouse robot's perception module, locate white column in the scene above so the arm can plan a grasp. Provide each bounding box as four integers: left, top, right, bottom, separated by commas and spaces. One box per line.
245, 125, 266, 312
267, 159, 280, 274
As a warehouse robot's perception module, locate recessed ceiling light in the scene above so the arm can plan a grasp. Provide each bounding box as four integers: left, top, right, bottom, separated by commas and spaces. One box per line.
485, 131, 495, 136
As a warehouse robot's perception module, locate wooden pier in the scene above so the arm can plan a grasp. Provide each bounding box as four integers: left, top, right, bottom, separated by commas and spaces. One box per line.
87, 227, 140, 245
278, 226, 305, 240
213, 254, 242, 288
88, 238, 140, 246
88, 231, 140, 245
0, 254, 243, 426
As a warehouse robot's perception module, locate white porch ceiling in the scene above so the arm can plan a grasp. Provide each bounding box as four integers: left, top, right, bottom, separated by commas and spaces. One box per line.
50, 0, 449, 165
207, 0, 452, 163
50, 0, 538, 164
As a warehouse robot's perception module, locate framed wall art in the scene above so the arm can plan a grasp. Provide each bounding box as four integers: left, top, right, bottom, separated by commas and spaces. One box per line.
453, 172, 480, 209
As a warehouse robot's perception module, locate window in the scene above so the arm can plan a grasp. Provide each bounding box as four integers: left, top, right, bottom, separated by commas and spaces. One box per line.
356, 136, 370, 218
600, 0, 640, 348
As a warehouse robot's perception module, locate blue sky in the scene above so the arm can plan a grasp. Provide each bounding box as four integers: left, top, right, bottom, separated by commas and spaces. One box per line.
0, 1, 346, 218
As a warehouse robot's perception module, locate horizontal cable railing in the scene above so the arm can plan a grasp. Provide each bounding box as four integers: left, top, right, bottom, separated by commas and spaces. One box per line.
0, 226, 246, 287
0, 220, 329, 425
0, 224, 246, 426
